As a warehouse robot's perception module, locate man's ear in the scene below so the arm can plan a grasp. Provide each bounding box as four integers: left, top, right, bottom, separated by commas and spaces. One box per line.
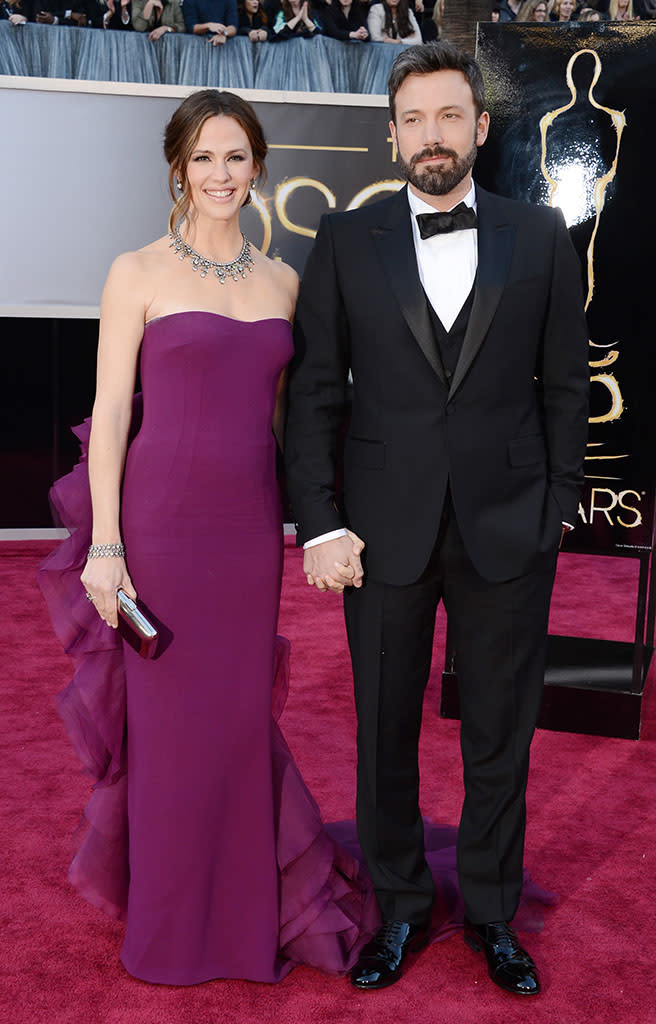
476, 111, 490, 148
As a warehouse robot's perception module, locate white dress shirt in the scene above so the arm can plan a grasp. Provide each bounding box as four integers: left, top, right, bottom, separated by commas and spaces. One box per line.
408, 180, 478, 331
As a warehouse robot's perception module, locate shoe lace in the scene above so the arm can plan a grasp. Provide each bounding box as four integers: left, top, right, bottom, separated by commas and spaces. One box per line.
490, 925, 533, 966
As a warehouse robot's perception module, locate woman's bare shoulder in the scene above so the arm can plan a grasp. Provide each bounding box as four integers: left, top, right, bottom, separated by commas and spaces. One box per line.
109, 235, 170, 274
259, 252, 300, 296
104, 237, 171, 297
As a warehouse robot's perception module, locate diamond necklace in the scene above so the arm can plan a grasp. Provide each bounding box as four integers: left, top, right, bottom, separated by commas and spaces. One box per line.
169, 227, 255, 284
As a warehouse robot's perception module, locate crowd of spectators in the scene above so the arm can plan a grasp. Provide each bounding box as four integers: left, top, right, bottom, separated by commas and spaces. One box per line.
492, 0, 653, 21
0, 0, 446, 40
2, 0, 651, 40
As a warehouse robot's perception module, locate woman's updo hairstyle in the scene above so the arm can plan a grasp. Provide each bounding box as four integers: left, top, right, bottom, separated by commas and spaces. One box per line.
164, 89, 268, 231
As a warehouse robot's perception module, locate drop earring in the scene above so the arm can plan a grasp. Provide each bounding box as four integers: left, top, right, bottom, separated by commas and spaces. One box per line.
175, 178, 183, 191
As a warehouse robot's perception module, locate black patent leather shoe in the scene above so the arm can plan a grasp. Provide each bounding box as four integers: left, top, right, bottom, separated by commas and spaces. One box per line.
350, 919, 429, 990
464, 920, 541, 995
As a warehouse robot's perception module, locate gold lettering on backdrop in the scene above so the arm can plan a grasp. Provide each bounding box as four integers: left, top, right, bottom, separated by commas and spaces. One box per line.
618, 491, 643, 529
589, 487, 618, 524
578, 488, 644, 528
539, 48, 626, 311
272, 178, 335, 239
588, 348, 619, 369
274, 178, 337, 240
588, 372, 624, 424
273, 179, 404, 236
347, 181, 404, 210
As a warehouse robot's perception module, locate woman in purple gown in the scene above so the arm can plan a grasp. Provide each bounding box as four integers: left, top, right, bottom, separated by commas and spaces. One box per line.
39, 89, 553, 987
39, 90, 378, 985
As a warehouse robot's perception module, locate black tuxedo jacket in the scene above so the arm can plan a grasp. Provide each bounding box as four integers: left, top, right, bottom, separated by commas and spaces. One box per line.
285, 184, 590, 585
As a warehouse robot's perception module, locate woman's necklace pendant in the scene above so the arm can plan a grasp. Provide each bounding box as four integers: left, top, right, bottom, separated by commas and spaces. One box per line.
169, 228, 255, 284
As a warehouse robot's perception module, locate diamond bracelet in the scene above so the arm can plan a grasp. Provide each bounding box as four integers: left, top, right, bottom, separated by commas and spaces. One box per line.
87, 543, 126, 559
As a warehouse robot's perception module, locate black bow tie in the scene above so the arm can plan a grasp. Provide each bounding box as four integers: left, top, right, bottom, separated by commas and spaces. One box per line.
416, 202, 478, 239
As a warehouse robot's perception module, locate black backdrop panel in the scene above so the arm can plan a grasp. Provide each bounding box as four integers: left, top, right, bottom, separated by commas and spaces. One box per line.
1, 318, 98, 527
475, 22, 656, 553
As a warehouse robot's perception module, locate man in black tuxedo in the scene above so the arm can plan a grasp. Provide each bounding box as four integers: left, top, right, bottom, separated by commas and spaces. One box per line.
285, 42, 589, 995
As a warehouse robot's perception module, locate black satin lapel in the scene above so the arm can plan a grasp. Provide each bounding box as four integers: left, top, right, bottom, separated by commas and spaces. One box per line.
448, 201, 515, 401
371, 194, 446, 385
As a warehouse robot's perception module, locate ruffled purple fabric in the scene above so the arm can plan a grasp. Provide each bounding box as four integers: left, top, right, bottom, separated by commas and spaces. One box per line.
37, 405, 380, 972
38, 409, 555, 977
38, 410, 130, 920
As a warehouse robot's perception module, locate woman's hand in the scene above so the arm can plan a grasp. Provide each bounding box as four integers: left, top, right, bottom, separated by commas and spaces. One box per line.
149, 23, 172, 38
81, 556, 137, 629
9, 11, 27, 22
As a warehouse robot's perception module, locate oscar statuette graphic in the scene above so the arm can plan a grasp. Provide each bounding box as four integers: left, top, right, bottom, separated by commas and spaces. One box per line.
467, 20, 656, 733
539, 48, 634, 526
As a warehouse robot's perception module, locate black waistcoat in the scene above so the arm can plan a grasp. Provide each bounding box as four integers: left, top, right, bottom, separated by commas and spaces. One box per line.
425, 284, 476, 385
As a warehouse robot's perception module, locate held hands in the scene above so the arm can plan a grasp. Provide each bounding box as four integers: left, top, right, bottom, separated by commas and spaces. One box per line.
349, 26, 368, 39
303, 530, 365, 595
81, 556, 137, 629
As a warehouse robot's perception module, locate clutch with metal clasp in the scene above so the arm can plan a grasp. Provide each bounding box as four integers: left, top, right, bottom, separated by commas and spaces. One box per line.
117, 589, 159, 659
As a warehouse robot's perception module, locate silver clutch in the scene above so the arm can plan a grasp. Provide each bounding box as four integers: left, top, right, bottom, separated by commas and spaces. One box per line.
117, 589, 159, 659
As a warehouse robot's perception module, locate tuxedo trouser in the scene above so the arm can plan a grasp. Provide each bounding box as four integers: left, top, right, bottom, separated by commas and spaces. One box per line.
343, 503, 558, 926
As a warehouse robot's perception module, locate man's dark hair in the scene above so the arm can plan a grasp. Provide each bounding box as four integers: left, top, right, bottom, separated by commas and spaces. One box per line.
388, 42, 487, 123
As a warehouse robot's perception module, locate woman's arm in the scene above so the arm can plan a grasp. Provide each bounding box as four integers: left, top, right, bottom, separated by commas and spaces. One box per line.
81, 253, 147, 627
131, 0, 153, 30
366, 3, 386, 39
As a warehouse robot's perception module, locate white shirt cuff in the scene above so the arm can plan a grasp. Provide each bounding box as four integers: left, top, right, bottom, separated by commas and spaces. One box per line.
303, 528, 348, 549
562, 522, 574, 531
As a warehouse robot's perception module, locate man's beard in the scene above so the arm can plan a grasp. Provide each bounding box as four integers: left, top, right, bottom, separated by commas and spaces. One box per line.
398, 136, 478, 196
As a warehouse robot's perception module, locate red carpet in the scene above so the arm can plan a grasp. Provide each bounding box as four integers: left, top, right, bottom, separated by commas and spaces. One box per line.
2, 541, 655, 1024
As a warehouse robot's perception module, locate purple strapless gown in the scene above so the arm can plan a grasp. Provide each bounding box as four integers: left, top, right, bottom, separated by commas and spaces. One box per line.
38, 312, 555, 986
